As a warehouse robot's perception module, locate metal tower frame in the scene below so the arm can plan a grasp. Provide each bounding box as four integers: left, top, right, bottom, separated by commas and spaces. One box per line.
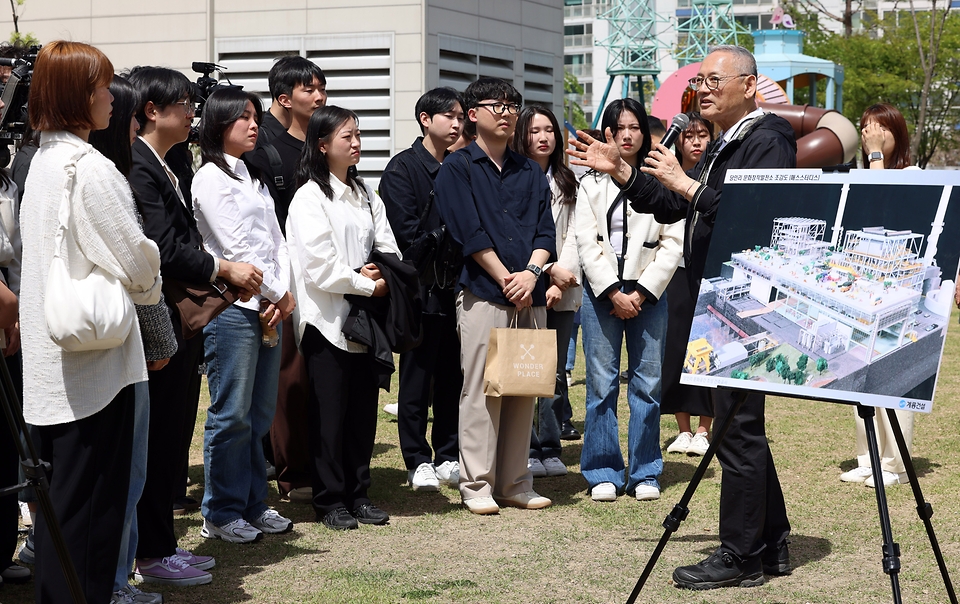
674, 0, 748, 67
592, 0, 666, 128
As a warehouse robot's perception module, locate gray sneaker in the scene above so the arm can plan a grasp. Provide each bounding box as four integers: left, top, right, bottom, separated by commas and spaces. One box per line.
121, 583, 164, 604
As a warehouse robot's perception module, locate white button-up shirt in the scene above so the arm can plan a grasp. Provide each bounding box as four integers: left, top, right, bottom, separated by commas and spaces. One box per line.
192, 155, 290, 311
286, 175, 400, 352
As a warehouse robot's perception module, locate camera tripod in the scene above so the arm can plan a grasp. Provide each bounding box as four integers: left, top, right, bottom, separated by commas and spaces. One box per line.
0, 357, 87, 604
625, 388, 957, 604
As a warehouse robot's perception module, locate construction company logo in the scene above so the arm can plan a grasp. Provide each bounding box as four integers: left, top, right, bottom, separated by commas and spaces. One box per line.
514, 344, 544, 378
899, 399, 929, 412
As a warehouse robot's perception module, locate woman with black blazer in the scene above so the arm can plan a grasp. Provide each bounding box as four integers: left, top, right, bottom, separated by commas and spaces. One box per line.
127, 66, 261, 587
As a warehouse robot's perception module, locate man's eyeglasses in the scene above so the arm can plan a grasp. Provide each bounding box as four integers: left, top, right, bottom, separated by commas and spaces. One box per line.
476, 102, 521, 116
687, 74, 751, 91
173, 100, 199, 115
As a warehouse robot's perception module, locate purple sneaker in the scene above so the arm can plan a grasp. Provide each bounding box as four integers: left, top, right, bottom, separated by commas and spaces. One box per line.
134, 555, 212, 586
175, 547, 216, 571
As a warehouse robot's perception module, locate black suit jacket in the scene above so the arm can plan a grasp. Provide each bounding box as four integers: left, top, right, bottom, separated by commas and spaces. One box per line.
130, 138, 214, 284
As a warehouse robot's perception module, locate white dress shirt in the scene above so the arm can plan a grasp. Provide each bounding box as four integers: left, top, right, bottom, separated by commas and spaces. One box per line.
286, 175, 400, 353
192, 155, 290, 311
21, 131, 162, 425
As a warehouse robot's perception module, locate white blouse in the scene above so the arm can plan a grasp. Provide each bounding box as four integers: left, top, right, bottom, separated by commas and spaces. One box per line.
192, 155, 290, 312
20, 131, 162, 425
286, 175, 400, 353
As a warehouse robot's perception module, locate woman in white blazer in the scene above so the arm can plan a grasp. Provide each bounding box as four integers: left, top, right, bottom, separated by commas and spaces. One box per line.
574, 98, 683, 503
513, 105, 581, 478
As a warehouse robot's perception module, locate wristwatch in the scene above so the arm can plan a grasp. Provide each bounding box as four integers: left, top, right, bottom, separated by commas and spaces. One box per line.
868, 151, 884, 163
524, 264, 543, 278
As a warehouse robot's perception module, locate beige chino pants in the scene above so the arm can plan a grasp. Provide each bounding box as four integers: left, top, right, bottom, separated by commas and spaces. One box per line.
456, 288, 547, 500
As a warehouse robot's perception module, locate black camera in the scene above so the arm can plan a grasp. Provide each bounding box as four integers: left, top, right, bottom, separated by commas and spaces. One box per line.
188, 61, 242, 141
0, 45, 41, 146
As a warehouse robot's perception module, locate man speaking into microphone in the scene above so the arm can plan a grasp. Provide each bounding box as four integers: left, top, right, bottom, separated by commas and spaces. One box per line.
568, 45, 796, 590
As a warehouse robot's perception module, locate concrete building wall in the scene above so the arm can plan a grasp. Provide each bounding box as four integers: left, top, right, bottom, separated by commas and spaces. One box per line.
1, 1, 563, 184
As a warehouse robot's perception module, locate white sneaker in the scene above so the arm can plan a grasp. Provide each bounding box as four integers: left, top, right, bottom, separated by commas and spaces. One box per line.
667, 432, 693, 454
839, 466, 873, 483
408, 462, 440, 491
687, 432, 710, 456
200, 517, 263, 543
542, 457, 567, 476
591, 482, 618, 501
566, 371, 573, 387
383, 403, 399, 416
495, 490, 552, 509
635, 484, 661, 501
528, 458, 547, 478
463, 496, 500, 515
249, 508, 293, 534
865, 470, 908, 488
435, 460, 460, 485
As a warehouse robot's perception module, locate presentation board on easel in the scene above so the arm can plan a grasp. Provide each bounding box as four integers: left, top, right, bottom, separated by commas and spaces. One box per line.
679, 169, 960, 413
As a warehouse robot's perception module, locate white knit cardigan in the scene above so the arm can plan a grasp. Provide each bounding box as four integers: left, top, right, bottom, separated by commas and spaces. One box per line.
20, 131, 162, 426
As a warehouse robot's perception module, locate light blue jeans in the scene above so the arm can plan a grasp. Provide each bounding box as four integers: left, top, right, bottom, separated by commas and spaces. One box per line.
580, 283, 666, 494
202, 305, 282, 526
115, 380, 149, 590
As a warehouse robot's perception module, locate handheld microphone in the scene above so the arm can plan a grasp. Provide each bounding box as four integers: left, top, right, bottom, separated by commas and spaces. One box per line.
658, 113, 691, 150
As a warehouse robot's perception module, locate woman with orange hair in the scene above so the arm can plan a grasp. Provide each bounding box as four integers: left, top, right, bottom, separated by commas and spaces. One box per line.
839, 102, 916, 489
19, 41, 162, 603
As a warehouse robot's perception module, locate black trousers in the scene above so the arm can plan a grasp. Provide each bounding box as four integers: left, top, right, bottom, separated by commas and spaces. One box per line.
714, 389, 790, 559
530, 309, 575, 459
0, 353, 20, 571
35, 385, 134, 604
302, 325, 379, 516
661, 267, 712, 417
396, 313, 461, 471
137, 326, 204, 559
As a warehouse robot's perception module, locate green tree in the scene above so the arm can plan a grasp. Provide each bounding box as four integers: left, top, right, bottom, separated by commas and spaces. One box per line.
766, 357, 777, 373
7, 0, 38, 46
563, 71, 590, 132
817, 357, 828, 374
797, 354, 809, 371
800, 9, 960, 167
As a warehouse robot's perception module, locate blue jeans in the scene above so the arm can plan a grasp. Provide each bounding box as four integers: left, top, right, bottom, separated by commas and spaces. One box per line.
580, 283, 666, 493
115, 381, 149, 589
202, 305, 282, 526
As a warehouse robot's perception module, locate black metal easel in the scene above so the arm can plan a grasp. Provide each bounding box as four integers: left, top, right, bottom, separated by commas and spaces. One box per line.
625, 389, 957, 604
0, 357, 87, 604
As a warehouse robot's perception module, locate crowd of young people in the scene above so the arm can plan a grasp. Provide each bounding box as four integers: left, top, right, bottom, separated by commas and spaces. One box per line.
0, 39, 927, 602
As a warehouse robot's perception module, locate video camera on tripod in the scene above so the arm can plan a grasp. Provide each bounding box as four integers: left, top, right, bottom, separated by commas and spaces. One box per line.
188, 61, 241, 141
0, 44, 41, 146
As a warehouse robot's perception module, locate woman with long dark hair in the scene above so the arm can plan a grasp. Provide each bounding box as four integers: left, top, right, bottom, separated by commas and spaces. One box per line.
574, 98, 683, 503
286, 105, 400, 530
513, 105, 580, 478
663, 111, 715, 457
88, 74, 177, 604
839, 102, 916, 488
192, 87, 295, 542
20, 41, 163, 604
128, 65, 256, 587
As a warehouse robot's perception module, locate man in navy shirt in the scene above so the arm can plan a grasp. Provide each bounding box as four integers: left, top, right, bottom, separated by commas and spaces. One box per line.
435, 77, 556, 515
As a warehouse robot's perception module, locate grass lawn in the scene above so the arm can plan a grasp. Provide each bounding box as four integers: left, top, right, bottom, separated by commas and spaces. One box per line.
6, 311, 960, 603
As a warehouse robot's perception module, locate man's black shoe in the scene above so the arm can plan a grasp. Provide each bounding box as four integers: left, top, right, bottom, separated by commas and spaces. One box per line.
560, 421, 581, 441
320, 507, 358, 531
762, 539, 792, 576
352, 503, 390, 525
673, 550, 765, 590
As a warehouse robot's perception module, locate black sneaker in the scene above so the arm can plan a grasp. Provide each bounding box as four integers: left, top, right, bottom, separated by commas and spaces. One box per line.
762, 539, 792, 576
673, 550, 765, 590
320, 507, 358, 531
351, 504, 390, 525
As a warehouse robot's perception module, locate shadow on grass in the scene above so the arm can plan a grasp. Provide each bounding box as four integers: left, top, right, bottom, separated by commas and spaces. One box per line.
660, 459, 716, 490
